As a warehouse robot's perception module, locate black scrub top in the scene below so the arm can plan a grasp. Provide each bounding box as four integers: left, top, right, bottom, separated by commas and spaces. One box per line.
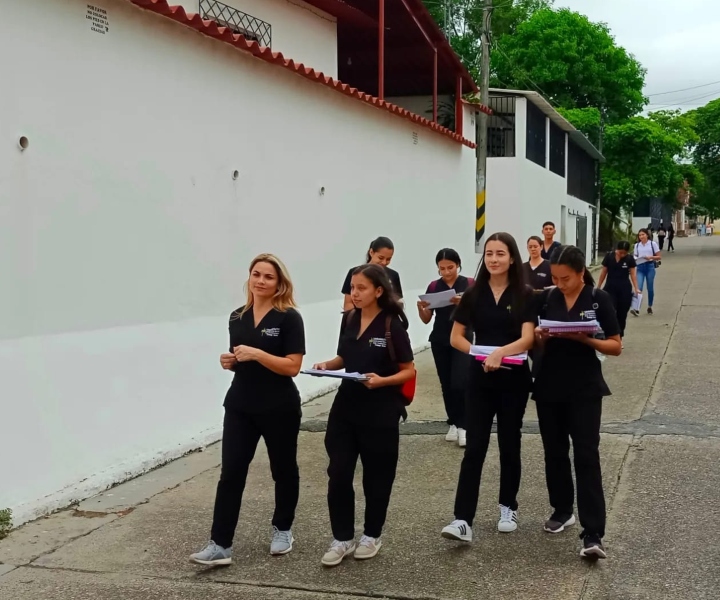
342, 266, 404, 299
532, 285, 620, 403
427, 276, 473, 345
522, 260, 552, 291
541, 241, 561, 260
602, 252, 636, 290
452, 282, 535, 393
332, 309, 414, 426
224, 306, 306, 413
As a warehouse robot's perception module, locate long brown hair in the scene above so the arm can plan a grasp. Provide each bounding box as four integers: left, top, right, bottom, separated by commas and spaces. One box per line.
235, 253, 297, 318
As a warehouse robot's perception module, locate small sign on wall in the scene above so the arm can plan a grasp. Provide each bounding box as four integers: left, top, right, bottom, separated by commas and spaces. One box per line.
87, 4, 109, 34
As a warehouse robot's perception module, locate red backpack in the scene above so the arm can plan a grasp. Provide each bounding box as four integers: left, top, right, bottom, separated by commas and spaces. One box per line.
384, 315, 416, 405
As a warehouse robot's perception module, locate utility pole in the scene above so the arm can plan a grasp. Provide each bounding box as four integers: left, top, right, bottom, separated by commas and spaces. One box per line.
475, 0, 492, 253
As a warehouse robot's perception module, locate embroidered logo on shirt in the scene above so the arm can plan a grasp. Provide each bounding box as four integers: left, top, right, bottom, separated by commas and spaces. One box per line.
538, 272, 547, 277
507, 305, 512, 313
261, 327, 281, 337
368, 337, 387, 348
580, 310, 597, 320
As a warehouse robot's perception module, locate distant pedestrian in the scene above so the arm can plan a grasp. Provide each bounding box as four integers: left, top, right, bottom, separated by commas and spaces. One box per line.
341, 237, 403, 311
631, 229, 661, 316
597, 241, 640, 347
541, 222, 561, 260
533, 245, 622, 561
440, 232, 535, 543
190, 254, 305, 567
315, 264, 414, 567
667, 223, 675, 252
657, 223, 666, 250
523, 236, 552, 291
417, 248, 475, 448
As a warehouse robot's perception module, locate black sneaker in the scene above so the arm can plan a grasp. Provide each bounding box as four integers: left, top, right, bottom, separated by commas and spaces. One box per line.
647, 307, 653, 315
630, 309, 639, 317
543, 512, 576, 534
580, 534, 607, 560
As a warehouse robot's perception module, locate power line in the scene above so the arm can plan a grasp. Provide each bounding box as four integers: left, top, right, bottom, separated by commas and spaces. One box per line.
648, 89, 720, 109
647, 80, 720, 97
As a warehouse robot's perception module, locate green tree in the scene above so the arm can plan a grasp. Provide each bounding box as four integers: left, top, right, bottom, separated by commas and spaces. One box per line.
558, 107, 601, 146
422, 0, 553, 82
600, 116, 687, 238
690, 98, 720, 220
491, 8, 646, 123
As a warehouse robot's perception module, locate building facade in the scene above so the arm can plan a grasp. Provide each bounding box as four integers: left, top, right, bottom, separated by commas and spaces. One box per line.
478, 90, 604, 262
1, 0, 486, 525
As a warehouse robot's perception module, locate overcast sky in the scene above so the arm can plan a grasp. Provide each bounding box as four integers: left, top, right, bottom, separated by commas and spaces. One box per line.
557, 0, 720, 112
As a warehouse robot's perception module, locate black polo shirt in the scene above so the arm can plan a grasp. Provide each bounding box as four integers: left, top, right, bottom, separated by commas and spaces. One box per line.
522, 260, 552, 291
541, 241, 561, 260
426, 275, 473, 345
532, 286, 620, 403
452, 282, 535, 392
224, 306, 306, 413
331, 309, 414, 426
341, 266, 404, 299
602, 252, 636, 290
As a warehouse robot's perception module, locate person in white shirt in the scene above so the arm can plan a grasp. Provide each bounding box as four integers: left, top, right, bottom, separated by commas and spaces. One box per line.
631, 229, 661, 316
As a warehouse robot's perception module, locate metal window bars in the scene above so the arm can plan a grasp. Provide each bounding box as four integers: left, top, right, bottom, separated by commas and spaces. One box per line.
199, 0, 272, 48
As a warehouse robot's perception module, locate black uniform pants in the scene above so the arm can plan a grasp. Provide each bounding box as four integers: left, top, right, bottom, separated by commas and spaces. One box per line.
454, 389, 528, 525
605, 285, 632, 337
325, 410, 399, 541
536, 398, 606, 538
431, 343, 469, 428
658, 236, 665, 250
668, 236, 675, 251
211, 408, 300, 548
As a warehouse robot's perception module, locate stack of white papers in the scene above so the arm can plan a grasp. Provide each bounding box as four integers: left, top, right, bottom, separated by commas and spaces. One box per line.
469, 345, 528, 365
418, 289, 457, 309
300, 369, 368, 381
538, 319, 600, 333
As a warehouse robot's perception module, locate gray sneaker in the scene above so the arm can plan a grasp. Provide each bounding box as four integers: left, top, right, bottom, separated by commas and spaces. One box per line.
189, 541, 232, 566
270, 527, 294, 555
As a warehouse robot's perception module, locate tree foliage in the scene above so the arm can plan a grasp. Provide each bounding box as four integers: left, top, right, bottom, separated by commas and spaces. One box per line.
689, 98, 720, 220
600, 116, 687, 226
491, 9, 646, 124
422, 0, 553, 82
557, 107, 601, 147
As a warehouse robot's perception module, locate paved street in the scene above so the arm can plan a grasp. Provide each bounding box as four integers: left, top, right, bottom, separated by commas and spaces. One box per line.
2, 235, 720, 600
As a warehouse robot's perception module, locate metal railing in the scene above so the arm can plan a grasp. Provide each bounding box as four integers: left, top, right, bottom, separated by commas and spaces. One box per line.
199, 0, 272, 48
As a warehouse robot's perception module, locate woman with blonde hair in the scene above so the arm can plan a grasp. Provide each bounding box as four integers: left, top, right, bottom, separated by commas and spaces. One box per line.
190, 254, 306, 567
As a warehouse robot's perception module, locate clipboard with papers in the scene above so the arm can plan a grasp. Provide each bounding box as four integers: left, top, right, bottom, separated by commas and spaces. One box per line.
418, 289, 457, 309
300, 369, 369, 381
469, 345, 528, 366
538, 319, 601, 334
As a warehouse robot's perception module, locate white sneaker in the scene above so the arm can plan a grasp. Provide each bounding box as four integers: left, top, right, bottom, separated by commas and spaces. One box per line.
354, 535, 382, 560
457, 428, 467, 447
321, 539, 357, 567
445, 425, 458, 442
441, 519, 472, 542
497, 504, 518, 533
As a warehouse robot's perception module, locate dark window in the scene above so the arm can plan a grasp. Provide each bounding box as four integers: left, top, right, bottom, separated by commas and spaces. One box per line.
486, 96, 516, 157
199, 0, 272, 48
525, 101, 546, 168
567, 140, 596, 203
632, 198, 651, 217
549, 121, 566, 177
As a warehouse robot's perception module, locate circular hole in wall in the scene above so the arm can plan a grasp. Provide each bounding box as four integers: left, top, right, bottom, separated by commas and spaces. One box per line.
232, 170, 239, 180
18, 136, 29, 151
319, 186, 326, 196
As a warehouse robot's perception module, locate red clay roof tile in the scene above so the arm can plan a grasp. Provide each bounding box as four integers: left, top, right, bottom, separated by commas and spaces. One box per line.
128, 0, 487, 148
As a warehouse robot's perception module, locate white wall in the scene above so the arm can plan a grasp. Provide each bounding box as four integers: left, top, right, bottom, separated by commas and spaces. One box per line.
0, 0, 476, 525
485, 157, 595, 261
177, 0, 338, 77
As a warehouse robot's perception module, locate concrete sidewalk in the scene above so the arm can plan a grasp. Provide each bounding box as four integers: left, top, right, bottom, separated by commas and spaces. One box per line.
2, 235, 720, 599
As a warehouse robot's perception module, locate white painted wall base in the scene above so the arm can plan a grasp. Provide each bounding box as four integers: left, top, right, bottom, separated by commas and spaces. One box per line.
1, 0, 475, 525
